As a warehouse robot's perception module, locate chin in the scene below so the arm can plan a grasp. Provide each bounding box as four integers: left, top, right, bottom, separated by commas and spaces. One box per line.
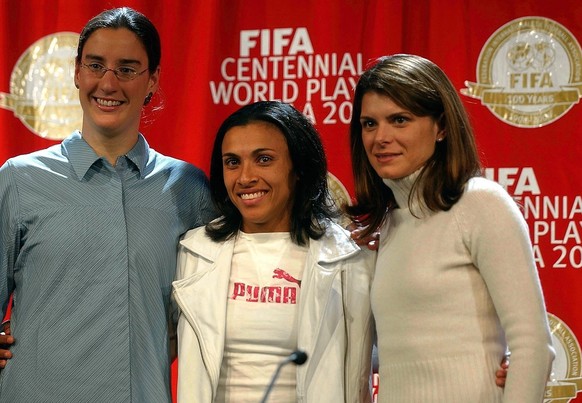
376, 170, 399, 180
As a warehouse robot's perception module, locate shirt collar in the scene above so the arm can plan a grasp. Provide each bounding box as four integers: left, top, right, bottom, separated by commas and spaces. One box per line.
124, 134, 150, 177
62, 130, 151, 180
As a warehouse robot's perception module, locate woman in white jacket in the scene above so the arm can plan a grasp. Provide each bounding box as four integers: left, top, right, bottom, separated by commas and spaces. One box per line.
172, 101, 375, 402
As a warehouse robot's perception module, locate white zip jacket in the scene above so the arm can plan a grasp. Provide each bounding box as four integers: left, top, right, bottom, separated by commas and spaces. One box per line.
172, 220, 375, 402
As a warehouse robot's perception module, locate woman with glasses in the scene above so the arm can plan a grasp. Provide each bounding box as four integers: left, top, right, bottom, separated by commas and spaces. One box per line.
0, 8, 214, 402
75, 8, 159, 154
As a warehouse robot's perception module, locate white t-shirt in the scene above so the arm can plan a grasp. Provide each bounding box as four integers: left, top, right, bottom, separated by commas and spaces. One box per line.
216, 231, 307, 402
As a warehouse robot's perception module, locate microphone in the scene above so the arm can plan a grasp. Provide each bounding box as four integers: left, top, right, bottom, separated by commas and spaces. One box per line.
260, 350, 308, 403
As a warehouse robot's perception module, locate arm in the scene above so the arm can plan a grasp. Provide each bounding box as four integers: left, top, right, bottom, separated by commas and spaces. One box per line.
168, 313, 177, 363
169, 230, 199, 364
0, 162, 19, 360
496, 356, 509, 387
0, 320, 14, 369
183, 164, 217, 227
343, 248, 376, 402
169, 240, 185, 365
463, 180, 554, 401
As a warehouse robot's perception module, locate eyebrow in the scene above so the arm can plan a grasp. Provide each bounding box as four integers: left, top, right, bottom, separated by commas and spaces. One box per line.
222, 148, 276, 157
360, 110, 412, 120
83, 54, 142, 66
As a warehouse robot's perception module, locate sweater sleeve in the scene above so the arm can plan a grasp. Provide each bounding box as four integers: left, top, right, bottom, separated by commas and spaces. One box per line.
458, 178, 555, 402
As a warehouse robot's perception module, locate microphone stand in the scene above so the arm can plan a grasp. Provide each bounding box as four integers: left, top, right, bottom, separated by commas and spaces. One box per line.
260, 350, 308, 403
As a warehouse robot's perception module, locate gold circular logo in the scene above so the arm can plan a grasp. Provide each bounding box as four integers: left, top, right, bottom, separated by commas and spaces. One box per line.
544, 313, 582, 402
462, 17, 582, 128
327, 171, 352, 227
0, 32, 82, 140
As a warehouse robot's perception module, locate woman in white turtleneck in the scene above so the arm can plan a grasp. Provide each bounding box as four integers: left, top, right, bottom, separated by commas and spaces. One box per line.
345, 54, 554, 402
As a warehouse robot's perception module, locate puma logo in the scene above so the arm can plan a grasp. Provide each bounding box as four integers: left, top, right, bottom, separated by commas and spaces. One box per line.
273, 268, 301, 287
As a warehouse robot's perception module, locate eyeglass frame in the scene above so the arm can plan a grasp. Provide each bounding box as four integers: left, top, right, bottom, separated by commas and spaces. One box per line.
79, 62, 149, 81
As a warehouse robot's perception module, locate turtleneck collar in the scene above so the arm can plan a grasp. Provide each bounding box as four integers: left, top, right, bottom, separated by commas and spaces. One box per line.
382, 168, 426, 215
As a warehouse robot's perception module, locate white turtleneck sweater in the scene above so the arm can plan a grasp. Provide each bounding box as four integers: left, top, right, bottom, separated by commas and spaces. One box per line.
373, 172, 554, 403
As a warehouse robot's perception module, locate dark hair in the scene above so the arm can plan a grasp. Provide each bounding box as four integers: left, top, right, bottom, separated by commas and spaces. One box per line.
206, 101, 338, 245
346, 54, 481, 235
76, 7, 161, 73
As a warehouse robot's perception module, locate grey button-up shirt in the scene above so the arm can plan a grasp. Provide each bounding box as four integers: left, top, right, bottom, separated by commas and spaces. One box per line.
0, 131, 214, 402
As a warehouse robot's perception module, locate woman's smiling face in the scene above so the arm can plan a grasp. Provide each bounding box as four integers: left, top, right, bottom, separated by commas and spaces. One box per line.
360, 91, 442, 180
222, 121, 297, 233
75, 27, 158, 139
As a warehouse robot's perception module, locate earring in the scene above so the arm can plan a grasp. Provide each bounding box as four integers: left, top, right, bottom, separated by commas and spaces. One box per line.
436, 137, 444, 142
144, 92, 153, 106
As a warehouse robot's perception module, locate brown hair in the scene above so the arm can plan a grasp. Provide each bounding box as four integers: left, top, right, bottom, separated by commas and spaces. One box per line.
346, 54, 481, 235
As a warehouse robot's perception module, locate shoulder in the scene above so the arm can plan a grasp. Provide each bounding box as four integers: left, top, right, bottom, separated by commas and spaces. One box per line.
148, 151, 210, 192
454, 176, 527, 235
465, 176, 507, 195
460, 177, 518, 211
314, 220, 373, 263
179, 222, 226, 260
321, 220, 354, 247
0, 145, 64, 180
180, 225, 211, 246
320, 220, 377, 279
4, 145, 63, 166
150, 151, 206, 176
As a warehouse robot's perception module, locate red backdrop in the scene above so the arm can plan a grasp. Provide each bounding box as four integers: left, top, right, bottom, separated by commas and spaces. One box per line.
2, 1, 581, 401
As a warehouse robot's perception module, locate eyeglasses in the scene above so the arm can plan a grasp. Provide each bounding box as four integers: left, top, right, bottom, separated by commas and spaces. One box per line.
80, 62, 148, 81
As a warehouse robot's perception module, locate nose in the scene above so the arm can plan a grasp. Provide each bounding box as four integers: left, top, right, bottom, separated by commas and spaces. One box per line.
99, 69, 120, 91
374, 123, 393, 145
237, 162, 257, 186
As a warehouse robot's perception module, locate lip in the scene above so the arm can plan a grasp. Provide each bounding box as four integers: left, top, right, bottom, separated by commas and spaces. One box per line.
238, 190, 267, 203
94, 97, 123, 109
374, 151, 401, 163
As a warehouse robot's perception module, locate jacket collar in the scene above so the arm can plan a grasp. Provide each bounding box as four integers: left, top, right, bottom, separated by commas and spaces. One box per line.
179, 220, 360, 263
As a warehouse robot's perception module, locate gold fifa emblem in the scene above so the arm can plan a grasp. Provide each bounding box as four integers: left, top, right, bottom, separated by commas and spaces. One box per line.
544, 313, 582, 402
327, 172, 352, 227
0, 32, 82, 140
462, 17, 582, 128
